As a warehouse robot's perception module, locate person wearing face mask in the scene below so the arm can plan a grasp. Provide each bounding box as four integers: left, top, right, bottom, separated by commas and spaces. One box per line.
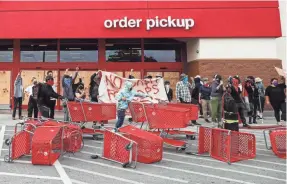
38, 76, 64, 118
176, 74, 200, 125
254, 77, 265, 119
265, 78, 286, 124
176, 74, 193, 104
229, 76, 248, 127
62, 67, 79, 121
25, 77, 38, 118
164, 81, 173, 102
75, 84, 86, 100
115, 81, 150, 131
244, 76, 259, 124
210, 74, 225, 126
199, 78, 212, 123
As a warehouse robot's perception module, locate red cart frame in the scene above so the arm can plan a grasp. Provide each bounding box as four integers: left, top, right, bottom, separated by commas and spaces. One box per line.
91, 129, 138, 168
4, 118, 44, 163
66, 99, 116, 139
263, 127, 286, 159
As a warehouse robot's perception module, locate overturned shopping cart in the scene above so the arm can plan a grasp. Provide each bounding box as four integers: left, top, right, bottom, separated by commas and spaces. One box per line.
263, 127, 286, 159
4, 118, 44, 163
91, 128, 138, 168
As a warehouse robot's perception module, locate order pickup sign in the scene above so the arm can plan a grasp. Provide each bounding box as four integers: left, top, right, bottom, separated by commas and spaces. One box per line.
104, 16, 195, 31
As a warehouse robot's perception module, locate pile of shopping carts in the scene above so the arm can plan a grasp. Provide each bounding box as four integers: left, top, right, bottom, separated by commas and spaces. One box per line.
4, 99, 285, 168
4, 117, 83, 165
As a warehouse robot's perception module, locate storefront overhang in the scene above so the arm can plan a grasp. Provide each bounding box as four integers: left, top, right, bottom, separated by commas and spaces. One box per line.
0, 1, 282, 38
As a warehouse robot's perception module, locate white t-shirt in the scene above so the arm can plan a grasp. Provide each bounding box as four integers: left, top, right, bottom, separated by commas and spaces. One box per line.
25, 85, 33, 97
51, 85, 57, 100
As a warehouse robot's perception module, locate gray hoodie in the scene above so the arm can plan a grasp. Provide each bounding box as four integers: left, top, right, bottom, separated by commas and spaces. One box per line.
211, 81, 224, 97
14, 75, 23, 98
62, 72, 78, 101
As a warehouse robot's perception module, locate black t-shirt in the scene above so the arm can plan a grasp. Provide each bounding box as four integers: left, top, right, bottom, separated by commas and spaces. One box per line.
230, 86, 243, 103
265, 85, 286, 105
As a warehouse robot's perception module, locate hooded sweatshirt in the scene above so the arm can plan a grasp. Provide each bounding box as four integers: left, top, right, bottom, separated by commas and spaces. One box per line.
192, 77, 202, 100
115, 81, 148, 110
62, 72, 78, 101
14, 75, 23, 98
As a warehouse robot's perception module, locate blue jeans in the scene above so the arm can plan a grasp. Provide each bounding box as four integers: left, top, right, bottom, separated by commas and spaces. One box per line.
116, 109, 126, 128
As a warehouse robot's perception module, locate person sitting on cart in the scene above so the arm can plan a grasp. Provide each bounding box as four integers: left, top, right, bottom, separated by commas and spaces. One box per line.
37, 76, 64, 118
222, 85, 239, 131
115, 81, 150, 131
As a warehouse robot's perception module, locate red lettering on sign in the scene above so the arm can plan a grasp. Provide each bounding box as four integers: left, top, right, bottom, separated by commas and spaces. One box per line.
107, 89, 119, 101
137, 80, 144, 87
152, 84, 159, 94
113, 76, 123, 89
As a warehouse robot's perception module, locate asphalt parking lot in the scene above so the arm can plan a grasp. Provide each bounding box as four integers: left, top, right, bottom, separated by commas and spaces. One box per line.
0, 112, 286, 184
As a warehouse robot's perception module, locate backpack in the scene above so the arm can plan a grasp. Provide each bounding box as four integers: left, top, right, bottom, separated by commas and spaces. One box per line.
223, 93, 238, 114
32, 83, 42, 100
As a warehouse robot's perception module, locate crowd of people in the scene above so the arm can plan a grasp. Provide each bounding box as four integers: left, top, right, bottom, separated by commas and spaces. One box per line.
11, 68, 286, 132
174, 74, 286, 131
12, 67, 102, 121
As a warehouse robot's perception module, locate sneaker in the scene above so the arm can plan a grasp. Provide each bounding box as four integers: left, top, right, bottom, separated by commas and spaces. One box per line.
193, 122, 201, 126
205, 119, 211, 123
12, 117, 16, 120
199, 115, 204, 119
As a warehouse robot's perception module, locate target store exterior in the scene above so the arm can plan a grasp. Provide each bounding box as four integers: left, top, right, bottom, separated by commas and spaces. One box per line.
0, 1, 284, 109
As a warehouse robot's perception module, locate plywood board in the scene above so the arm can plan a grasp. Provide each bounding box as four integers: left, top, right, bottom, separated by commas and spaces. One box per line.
163, 72, 180, 101
146, 72, 162, 78
125, 71, 141, 79
0, 71, 11, 105
21, 70, 58, 105
21, 70, 45, 105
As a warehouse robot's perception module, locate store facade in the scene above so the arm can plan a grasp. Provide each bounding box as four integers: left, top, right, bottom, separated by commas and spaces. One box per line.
0, 1, 283, 109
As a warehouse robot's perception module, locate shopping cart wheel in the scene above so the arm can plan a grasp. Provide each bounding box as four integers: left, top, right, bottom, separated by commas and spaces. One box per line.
186, 135, 196, 140
93, 135, 100, 140
125, 143, 133, 151
4, 138, 11, 146
4, 155, 11, 163
90, 155, 99, 159
122, 162, 130, 168
176, 145, 187, 152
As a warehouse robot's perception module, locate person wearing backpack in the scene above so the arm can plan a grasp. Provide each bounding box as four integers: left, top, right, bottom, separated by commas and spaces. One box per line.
223, 86, 239, 131
38, 76, 64, 118
25, 77, 38, 118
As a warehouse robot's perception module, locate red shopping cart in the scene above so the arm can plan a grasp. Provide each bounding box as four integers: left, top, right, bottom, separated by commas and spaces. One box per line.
143, 104, 191, 151
210, 128, 256, 164
91, 129, 138, 168
42, 120, 83, 154
66, 100, 116, 140
4, 118, 44, 163
263, 127, 286, 159
32, 126, 65, 165
185, 126, 212, 156
119, 125, 163, 164
129, 102, 198, 140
